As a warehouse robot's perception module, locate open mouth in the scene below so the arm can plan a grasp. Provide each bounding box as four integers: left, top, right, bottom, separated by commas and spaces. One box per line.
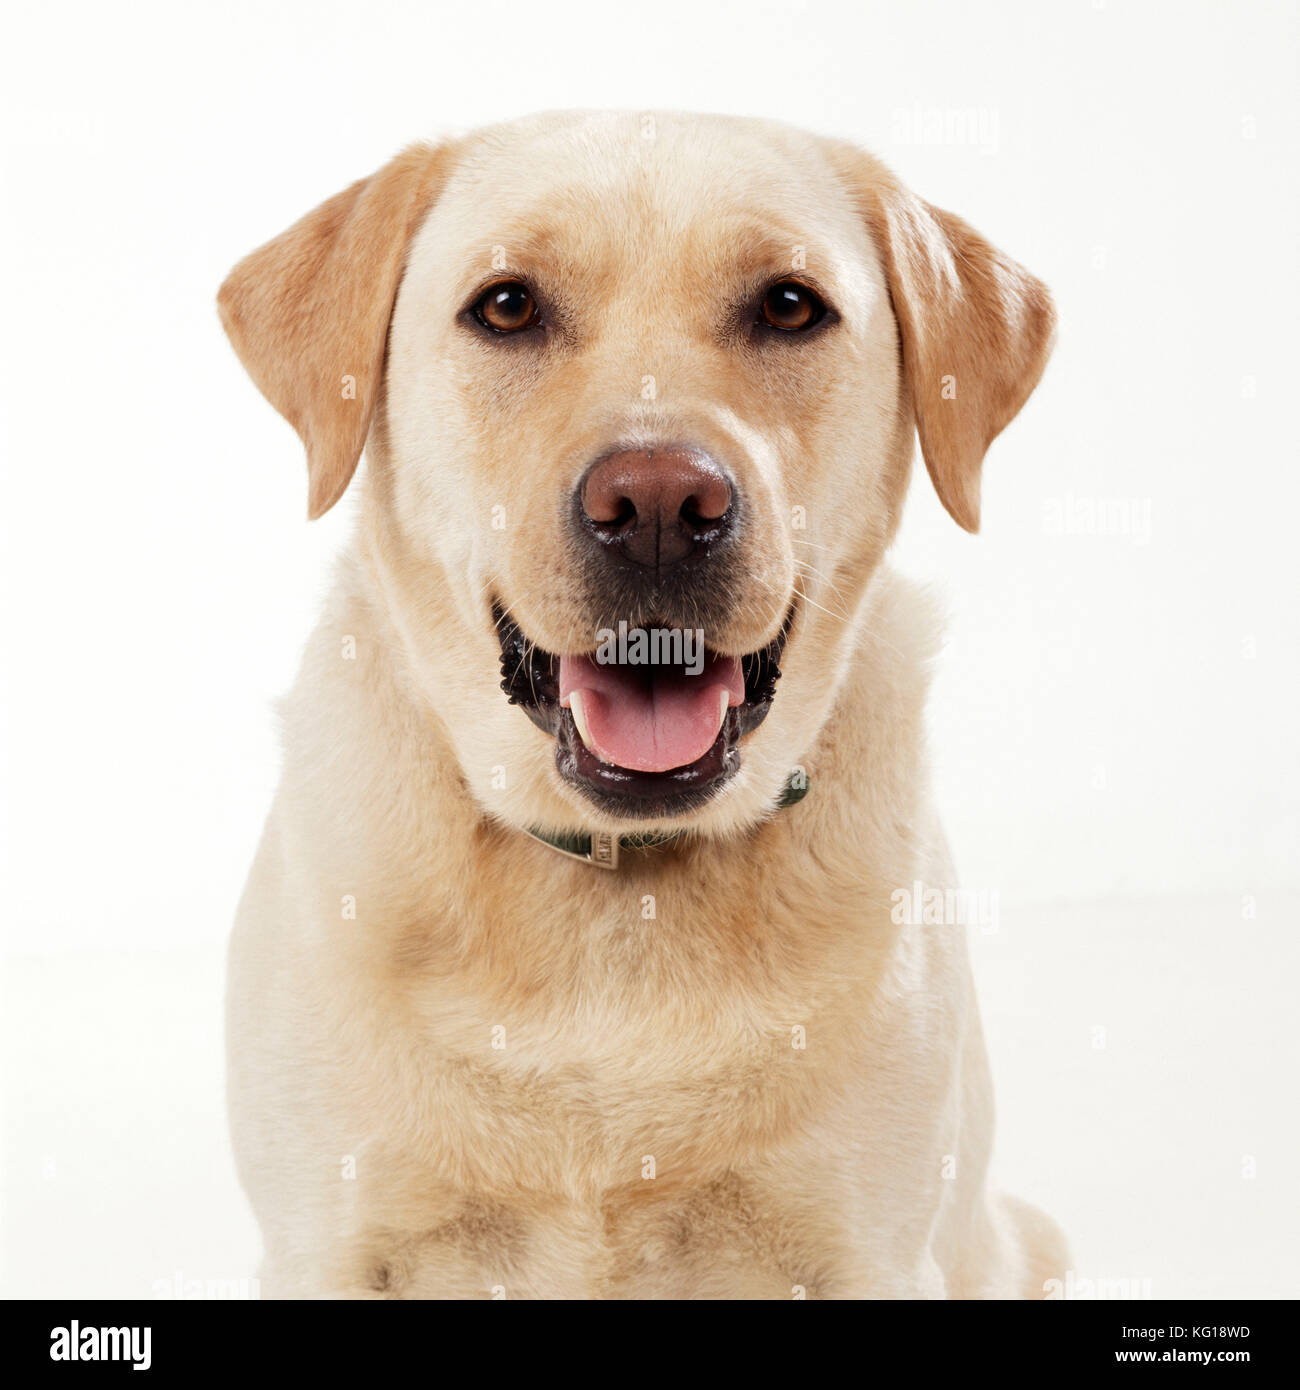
496, 607, 790, 818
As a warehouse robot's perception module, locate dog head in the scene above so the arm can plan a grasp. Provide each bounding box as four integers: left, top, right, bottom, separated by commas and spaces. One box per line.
219, 111, 1053, 838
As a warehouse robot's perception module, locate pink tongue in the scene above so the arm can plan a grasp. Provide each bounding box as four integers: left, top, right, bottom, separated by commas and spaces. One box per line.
559, 651, 745, 773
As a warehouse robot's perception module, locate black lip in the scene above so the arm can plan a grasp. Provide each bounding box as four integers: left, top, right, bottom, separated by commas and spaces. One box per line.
495, 607, 790, 819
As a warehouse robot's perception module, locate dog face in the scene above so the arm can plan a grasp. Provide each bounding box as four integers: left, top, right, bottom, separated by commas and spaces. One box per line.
219, 111, 1053, 837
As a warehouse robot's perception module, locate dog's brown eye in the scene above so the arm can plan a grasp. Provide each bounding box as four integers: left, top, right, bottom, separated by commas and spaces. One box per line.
759, 281, 825, 332
475, 281, 540, 333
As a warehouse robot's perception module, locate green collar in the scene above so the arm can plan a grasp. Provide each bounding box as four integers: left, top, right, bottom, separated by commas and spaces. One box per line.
525, 772, 809, 869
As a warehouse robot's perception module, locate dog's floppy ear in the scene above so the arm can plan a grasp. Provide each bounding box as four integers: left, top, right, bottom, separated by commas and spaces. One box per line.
853, 160, 1055, 532
218, 143, 450, 519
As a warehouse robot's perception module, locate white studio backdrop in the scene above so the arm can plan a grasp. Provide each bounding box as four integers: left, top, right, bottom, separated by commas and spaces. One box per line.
2, 0, 1298, 1301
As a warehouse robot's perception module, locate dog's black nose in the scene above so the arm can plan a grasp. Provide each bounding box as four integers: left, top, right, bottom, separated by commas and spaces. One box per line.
578, 447, 735, 571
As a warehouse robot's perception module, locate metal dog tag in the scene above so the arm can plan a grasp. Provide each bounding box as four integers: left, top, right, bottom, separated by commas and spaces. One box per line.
589, 830, 619, 870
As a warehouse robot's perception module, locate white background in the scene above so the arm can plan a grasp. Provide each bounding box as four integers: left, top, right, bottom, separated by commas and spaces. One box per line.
2, 0, 1297, 1298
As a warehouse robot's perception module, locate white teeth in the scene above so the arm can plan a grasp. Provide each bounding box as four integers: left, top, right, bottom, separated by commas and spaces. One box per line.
569, 689, 594, 751
718, 689, 730, 730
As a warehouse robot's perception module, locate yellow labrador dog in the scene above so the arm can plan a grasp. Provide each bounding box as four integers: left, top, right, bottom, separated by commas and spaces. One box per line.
219, 110, 1063, 1299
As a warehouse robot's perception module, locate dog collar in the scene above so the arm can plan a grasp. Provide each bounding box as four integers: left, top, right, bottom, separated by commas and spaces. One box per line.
524, 772, 809, 869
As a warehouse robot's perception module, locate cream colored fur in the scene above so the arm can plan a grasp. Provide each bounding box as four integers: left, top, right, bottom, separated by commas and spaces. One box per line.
221, 110, 1064, 1299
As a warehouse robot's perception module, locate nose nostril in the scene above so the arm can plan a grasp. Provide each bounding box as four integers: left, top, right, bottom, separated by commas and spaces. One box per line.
680, 476, 732, 529
581, 480, 635, 527
680, 495, 722, 530
584, 496, 637, 530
